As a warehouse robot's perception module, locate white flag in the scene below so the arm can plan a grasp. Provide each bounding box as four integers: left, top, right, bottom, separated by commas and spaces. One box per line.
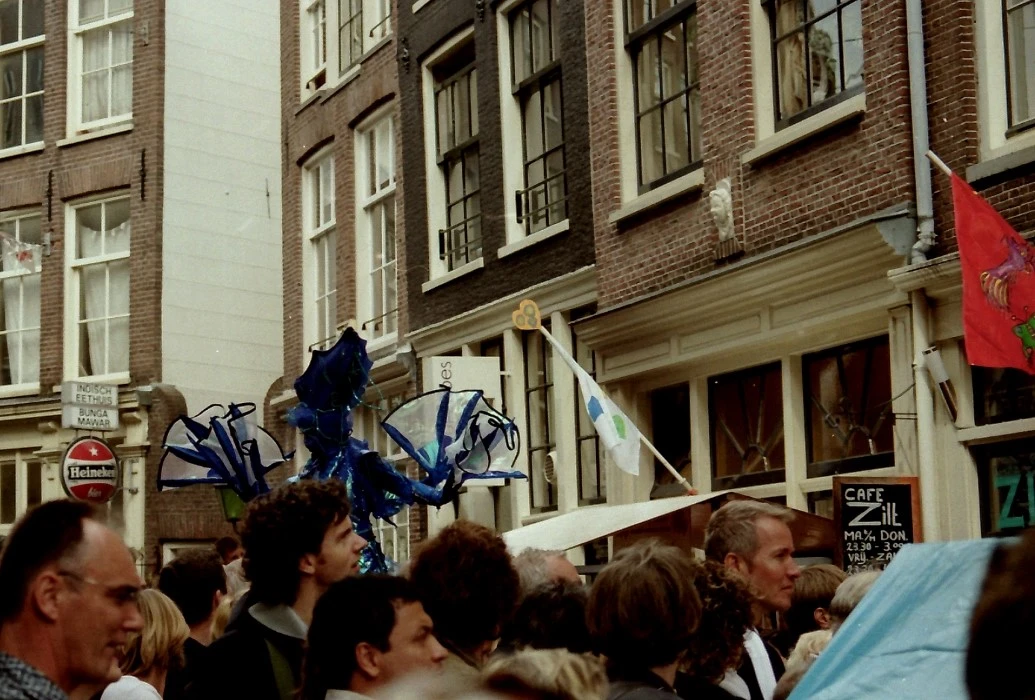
540, 330, 642, 475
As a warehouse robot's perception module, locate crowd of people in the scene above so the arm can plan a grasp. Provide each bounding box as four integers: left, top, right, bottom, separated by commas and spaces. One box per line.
0, 482, 1030, 700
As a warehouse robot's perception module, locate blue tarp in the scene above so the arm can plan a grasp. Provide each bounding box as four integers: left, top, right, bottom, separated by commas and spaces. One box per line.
790, 539, 1001, 700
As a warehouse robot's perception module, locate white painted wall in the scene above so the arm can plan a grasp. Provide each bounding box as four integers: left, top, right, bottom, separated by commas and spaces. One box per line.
162, 0, 283, 417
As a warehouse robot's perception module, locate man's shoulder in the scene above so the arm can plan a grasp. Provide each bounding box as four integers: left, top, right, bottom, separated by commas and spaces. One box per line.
0, 653, 68, 700
607, 682, 677, 700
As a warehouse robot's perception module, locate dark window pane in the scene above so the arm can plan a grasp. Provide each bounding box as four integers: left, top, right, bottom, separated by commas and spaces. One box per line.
805, 337, 894, 478
650, 383, 691, 496
23, 0, 43, 39
0, 462, 14, 524
974, 366, 1035, 425
0, 0, 17, 45
710, 363, 785, 488
26, 461, 40, 507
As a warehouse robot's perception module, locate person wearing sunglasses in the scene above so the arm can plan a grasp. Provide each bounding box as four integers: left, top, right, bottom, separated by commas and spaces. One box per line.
0, 499, 145, 700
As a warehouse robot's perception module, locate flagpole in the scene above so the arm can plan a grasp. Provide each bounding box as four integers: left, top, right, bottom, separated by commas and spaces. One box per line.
537, 326, 697, 496
925, 150, 953, 178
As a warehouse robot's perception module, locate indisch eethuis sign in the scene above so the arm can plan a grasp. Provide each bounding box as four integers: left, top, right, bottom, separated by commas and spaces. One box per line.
60, 436, 119, 504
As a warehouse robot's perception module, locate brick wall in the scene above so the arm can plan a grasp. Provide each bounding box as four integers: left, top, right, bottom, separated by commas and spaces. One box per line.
397, 0, 595, 332
586, 0, 918, 309
925, 0, 1035, 245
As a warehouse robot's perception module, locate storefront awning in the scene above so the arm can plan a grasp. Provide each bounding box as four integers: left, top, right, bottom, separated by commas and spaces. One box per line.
503, 491, 836, 556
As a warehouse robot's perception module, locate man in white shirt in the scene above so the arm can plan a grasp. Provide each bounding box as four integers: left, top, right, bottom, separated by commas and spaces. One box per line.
705, 500, 801, 700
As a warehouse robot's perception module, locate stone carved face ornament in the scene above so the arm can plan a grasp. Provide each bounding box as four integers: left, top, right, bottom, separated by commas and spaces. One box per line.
709, 178, 734, 242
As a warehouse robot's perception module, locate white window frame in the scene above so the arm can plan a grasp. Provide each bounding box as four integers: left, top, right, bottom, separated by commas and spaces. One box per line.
0, 450, 43, 534
355, 388, 411, 562
301, 149, 338, 358
422, 28, 481, 282
299, 0, 393, 100
976, 0, 1035, 162
0, 0, 44, 154
0, 211, 42, 395
355, 107, 398, 350
497, 0, 569, 248
63, 194, 131, 383
67, 0, 133, 135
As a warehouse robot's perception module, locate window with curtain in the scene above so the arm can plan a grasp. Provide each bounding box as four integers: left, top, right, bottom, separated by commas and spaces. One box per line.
764, 0, 864, 126
626, 0, 701, 192
305, 154, 336, 351
1005, 0, 1035, 130
525, 322, 557, 512
73, 0, 133, 129
0, 0, 43, 150
358, 113, 397, 340
803, 336, 893, 478
338, 0, 361, 75
510, 0, 567, 235
709, 362, 785, 489
0, 212, 40, 388
0, 451, 41, 530
433, 42, 480, 272
71, 196, 130, 379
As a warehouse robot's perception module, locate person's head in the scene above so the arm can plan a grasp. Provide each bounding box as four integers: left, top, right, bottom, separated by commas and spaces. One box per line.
501, 581, 591, 653
408, 520, 519, 663
215, 536, 243, 565
586, 540, 701, 671
483, 649, 608, 700
828, 569, 881, 632
704, 500, 801, 612
785, 564, 847, 640
512, 549, 582, 597
301, 575, 446, 700
0, 499, 144, 692
968, 530, 1035, 700
118, 589, 190, 681
157, 549, 227, 630
682, 561, 755, 683
241, 479, 365, 606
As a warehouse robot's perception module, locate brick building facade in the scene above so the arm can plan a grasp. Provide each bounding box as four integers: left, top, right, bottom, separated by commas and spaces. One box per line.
0, 0, 283, 576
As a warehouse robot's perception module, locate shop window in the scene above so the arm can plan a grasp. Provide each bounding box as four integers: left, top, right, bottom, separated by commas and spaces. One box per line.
649, 382, 691, 498
973, 366, 1035, 425
974, 438, 1035, 536
804, 336, 893, 478
525, 321, 557, 512
710, 363, 785, 489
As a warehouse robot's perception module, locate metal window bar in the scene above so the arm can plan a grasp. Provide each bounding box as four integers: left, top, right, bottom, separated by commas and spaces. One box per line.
516, 165, 568, 230
368, 5, 391, 39
361, 308, 398, 335
438, 214, 482, 269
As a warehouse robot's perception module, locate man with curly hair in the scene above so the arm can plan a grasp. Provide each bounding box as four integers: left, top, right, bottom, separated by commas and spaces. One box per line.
408, 520, 519, 679
193, 480, 366, 700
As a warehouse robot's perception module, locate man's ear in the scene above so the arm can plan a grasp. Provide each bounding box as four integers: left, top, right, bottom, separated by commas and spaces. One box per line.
355, 642, 381, 678
299, 552, 317, 576
31, 571, 64, 623
814, 607, 831, 629
724, 551, 749, 576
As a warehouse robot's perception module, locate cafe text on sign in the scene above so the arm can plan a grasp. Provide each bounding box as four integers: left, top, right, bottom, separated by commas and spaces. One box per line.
833, 476, 922, 574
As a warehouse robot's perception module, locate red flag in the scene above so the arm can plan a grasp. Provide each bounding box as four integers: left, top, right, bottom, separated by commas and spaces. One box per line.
954, 173, 1035, 373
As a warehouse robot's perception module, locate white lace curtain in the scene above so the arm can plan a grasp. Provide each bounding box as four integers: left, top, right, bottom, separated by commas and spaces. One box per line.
78, 219, 130, 376
0, 241, 40, 385
81, 21, 132, 123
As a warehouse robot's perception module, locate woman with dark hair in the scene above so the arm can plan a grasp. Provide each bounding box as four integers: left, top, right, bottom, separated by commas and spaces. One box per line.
675, 562, 756, 700
586, 540, 701, 699
408, 520, 520, 678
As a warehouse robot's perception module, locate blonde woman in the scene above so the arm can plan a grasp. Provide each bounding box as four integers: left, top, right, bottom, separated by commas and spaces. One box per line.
483, 649, 608, 700
101, 589, 190, 700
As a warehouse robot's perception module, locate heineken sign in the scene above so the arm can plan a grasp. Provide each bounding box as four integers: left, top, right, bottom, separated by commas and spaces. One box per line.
60, 437, 119, 504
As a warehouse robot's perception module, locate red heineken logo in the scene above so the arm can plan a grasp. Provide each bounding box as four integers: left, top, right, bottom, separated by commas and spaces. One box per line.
61, 437, 119, 504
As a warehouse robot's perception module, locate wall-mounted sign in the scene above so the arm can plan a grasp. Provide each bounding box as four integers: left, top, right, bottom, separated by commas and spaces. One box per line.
833, 476, 922, 574
421, 356, 502, 400
60, 381, 119, 431
60, 437, 119, 504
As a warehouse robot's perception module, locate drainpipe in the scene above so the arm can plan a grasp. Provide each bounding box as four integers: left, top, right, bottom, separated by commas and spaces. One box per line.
906, 0, 935, 263
911, 290, 942, 541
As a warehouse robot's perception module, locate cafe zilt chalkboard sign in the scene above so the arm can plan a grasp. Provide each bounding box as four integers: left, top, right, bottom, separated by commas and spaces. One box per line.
832, 476, 922, 574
